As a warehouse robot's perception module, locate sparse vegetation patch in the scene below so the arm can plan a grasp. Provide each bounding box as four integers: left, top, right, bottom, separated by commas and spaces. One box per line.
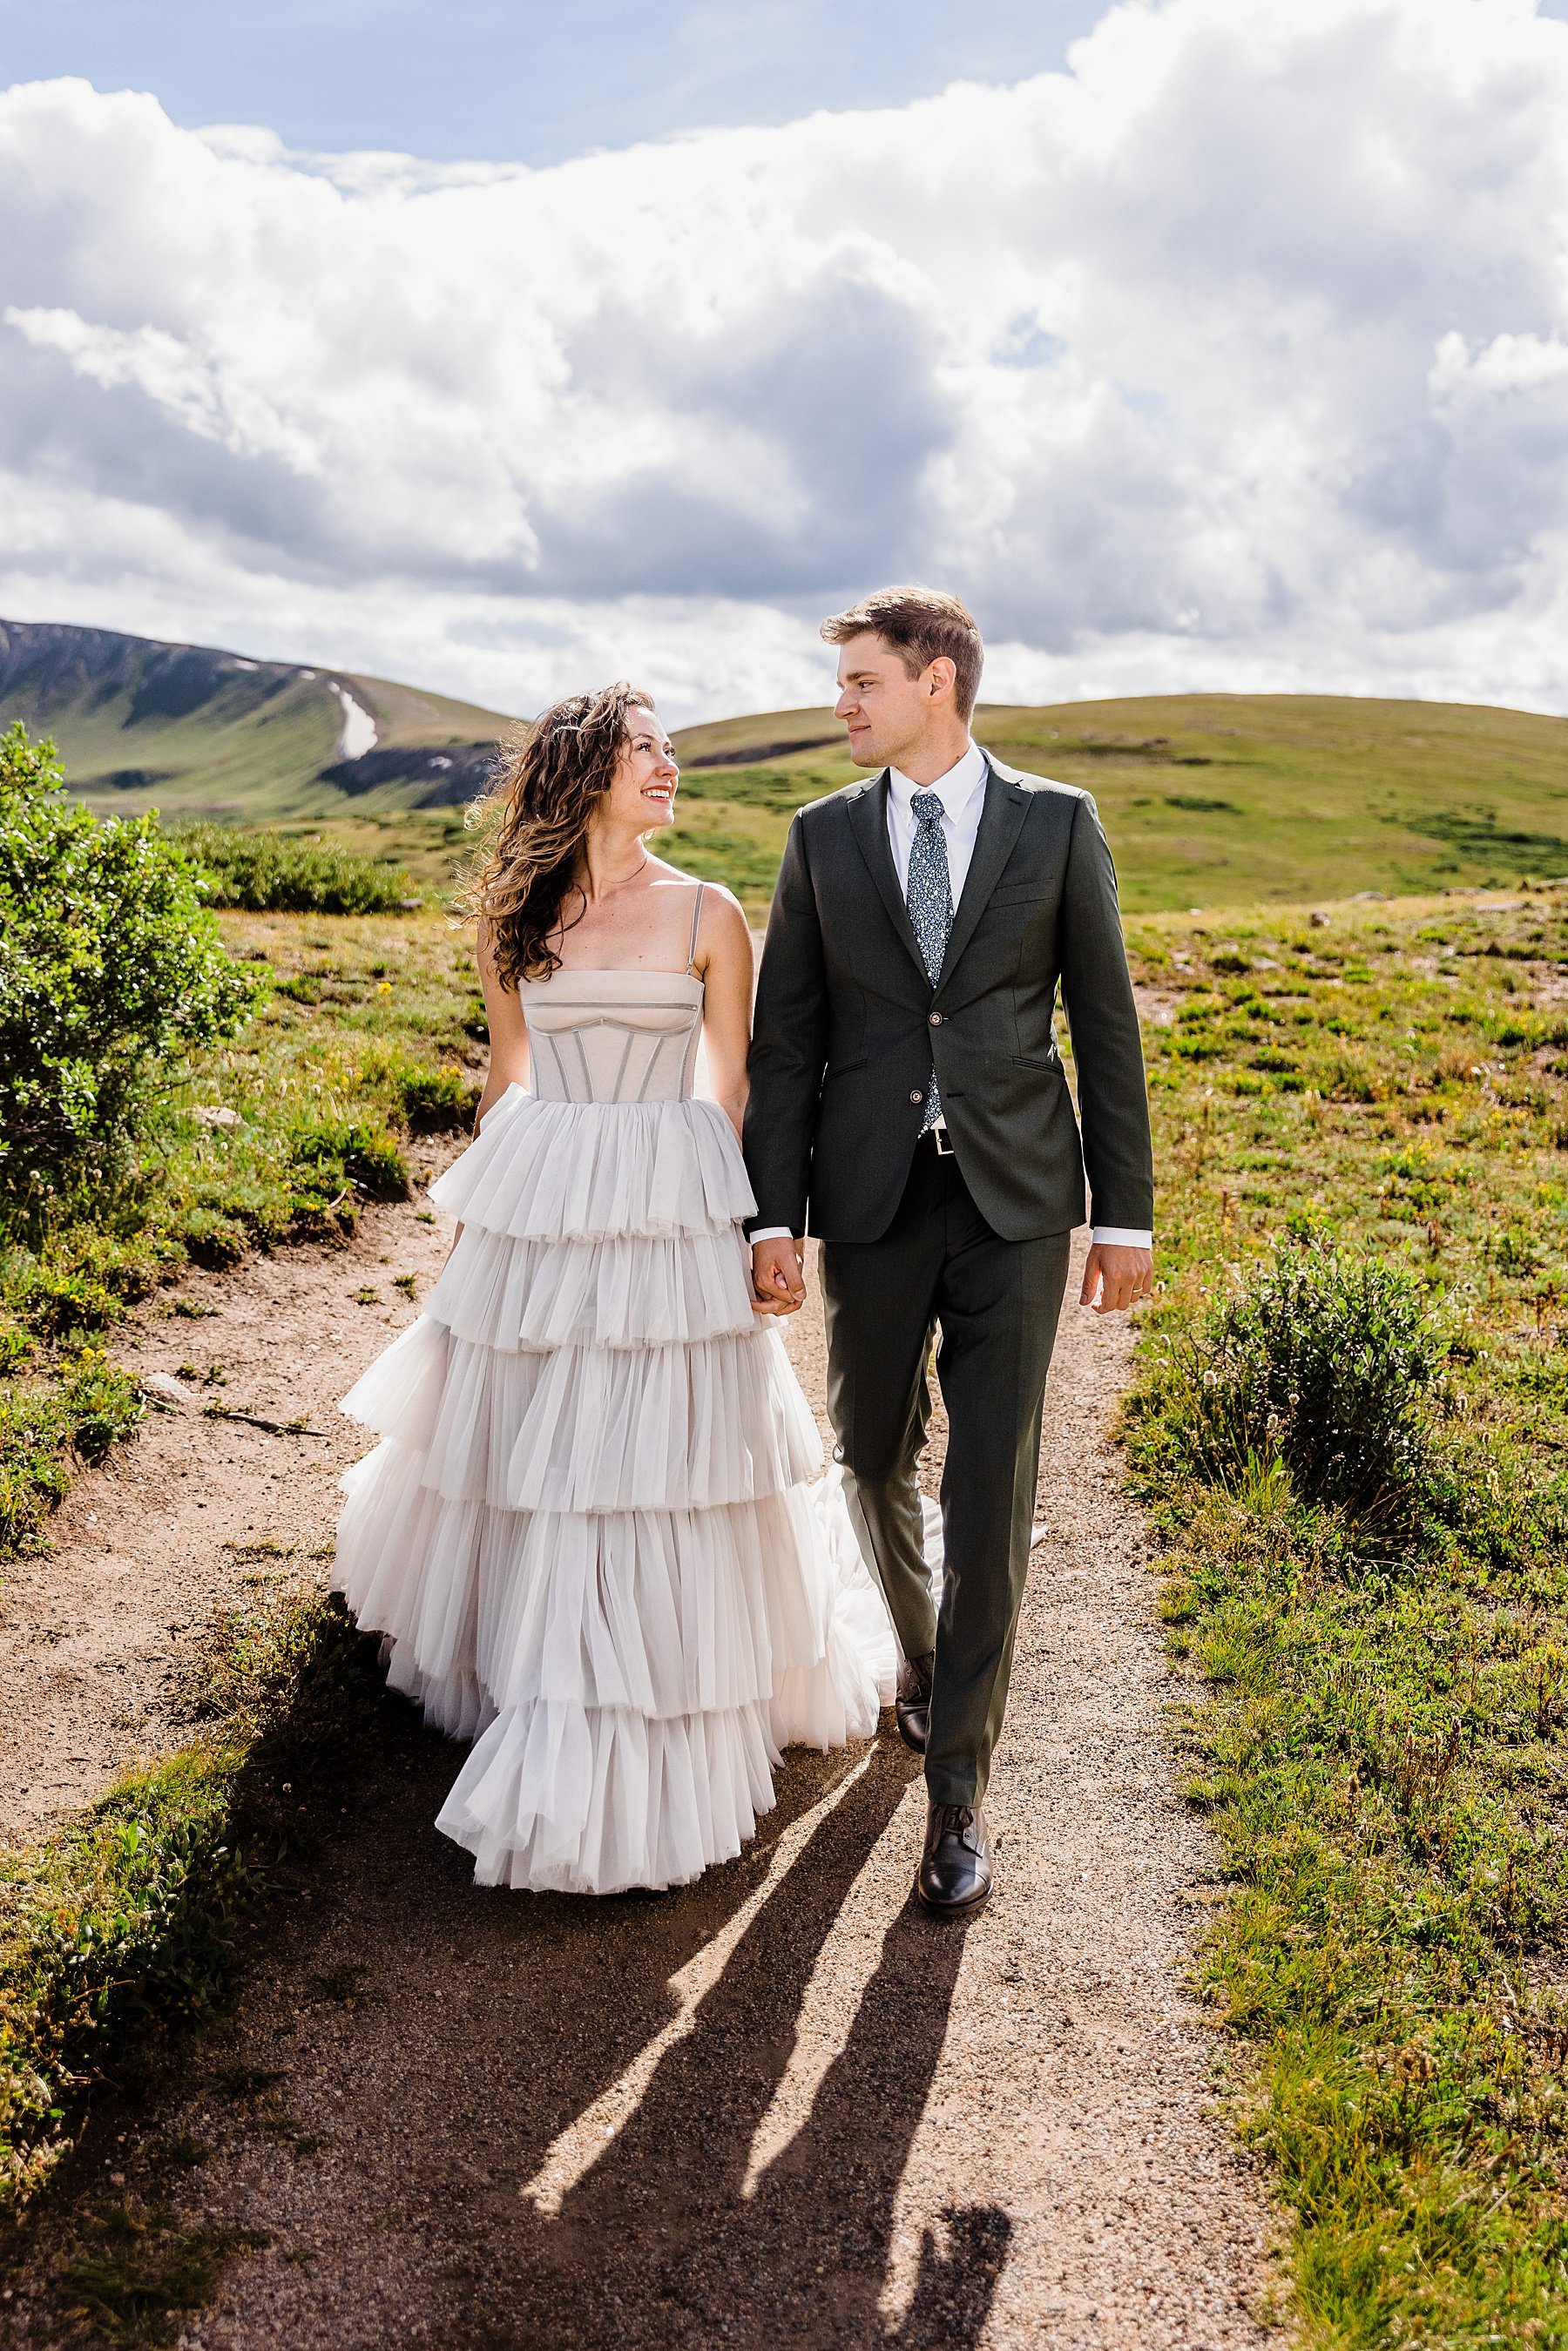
1120, 884, 1568, 2343
170, 821, 421, 915
0, 727, 483, 1557
0, 1593, 378, 2212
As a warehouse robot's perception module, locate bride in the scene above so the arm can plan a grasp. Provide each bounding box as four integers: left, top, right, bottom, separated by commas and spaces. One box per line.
332, 683, 899, 1894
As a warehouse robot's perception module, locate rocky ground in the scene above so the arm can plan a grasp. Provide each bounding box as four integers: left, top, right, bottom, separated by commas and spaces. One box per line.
1, 1204, 1280, 2348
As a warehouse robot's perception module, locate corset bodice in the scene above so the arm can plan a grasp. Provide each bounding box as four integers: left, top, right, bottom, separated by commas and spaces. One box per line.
519, 969, 704, 1105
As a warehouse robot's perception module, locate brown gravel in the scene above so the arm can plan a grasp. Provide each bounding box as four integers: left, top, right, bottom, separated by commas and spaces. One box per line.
0, 1165, 455, 1844
1, 1230, 1280, 2348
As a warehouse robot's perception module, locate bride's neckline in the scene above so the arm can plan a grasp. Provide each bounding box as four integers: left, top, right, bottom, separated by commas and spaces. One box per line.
522, 964, 701, 983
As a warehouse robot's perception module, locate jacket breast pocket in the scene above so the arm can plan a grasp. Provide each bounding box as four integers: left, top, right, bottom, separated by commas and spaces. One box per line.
988, 880, 1058, 909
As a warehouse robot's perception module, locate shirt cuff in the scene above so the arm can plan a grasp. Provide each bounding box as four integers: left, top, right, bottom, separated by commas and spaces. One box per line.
749, 1226, 795, 1243
1092, 1226, 1153, 1249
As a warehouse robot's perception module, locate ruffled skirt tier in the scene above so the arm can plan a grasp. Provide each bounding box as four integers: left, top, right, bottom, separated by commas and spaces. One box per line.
334, 1086, 897, 1895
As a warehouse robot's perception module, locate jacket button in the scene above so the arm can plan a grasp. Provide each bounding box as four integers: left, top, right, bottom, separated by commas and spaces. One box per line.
929, 1011, 943, 1027
909, 1090, 923, 1104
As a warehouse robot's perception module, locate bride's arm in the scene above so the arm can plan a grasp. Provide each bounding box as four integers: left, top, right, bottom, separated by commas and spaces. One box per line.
471, 916, 531, 1129
443, 920, 531, 1255
695, 887, 755, 1143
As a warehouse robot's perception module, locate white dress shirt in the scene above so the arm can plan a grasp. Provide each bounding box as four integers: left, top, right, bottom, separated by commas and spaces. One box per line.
885, 739, 990, 900
752, 739, 1152, 1250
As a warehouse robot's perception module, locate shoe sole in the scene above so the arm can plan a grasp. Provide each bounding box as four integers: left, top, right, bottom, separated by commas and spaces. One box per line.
912, 1868, 992, 1916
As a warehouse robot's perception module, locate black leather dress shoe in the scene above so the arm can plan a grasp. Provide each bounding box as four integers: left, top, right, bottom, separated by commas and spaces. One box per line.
895, 1651, 935, 1755
915, 1801, 992, 1915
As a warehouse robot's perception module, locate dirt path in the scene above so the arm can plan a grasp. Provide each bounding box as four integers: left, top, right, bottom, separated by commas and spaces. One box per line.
2, 1231, 1277, 2348
0, 1163, 456, 1844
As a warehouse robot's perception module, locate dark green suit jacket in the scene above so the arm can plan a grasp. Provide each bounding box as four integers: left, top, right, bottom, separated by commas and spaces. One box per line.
743, 753, 1153, 1245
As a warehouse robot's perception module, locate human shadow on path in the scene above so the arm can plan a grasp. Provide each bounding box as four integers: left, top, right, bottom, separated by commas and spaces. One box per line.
450, 1736, 1008, 2350
6, 1705, 1003, 2351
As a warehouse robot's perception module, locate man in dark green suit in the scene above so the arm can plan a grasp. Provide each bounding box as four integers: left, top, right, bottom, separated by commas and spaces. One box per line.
744, 586, 1153, 1915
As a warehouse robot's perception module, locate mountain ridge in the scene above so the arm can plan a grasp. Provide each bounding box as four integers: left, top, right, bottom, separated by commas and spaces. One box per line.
0, 618, 515, 818
4, 617, 1567, 910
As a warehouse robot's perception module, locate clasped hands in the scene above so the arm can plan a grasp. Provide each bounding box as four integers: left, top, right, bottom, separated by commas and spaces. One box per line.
750, 1235, 1152, 1316
750, 1236, 808, 1317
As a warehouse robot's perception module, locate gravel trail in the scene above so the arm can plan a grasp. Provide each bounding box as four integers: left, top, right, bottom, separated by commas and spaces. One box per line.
3, 1231, 1278, 2348
0, 1172, 454, 1845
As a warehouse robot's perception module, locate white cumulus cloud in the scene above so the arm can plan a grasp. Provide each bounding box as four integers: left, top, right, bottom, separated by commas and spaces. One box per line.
2, 0, 1567, 723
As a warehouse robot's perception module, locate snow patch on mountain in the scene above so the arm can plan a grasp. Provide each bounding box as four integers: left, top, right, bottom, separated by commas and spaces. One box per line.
331, 682, 377, 760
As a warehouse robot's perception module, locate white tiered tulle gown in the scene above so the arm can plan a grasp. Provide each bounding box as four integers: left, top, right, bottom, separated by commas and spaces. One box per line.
332, 956, 900, 1894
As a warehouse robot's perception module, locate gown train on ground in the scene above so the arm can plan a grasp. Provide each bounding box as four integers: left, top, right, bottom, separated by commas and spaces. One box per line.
334, 963, 927, 1895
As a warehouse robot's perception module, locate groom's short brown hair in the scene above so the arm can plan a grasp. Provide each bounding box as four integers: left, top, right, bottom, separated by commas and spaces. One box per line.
820, 586, 984, 721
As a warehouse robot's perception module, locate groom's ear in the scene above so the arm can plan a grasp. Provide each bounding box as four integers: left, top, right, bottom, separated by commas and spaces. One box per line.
924, 656, 958, 706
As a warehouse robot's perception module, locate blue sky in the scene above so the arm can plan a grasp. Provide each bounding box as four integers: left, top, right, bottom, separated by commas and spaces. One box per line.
4, 0, 1568, 724
0, 0, 1112, 163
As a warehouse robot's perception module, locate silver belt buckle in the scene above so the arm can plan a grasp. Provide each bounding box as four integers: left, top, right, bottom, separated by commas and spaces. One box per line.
932, 1122, 955, 1156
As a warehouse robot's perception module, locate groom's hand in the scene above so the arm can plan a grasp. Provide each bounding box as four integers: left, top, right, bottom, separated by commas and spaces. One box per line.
1080, 1243, 1152, 1314
751, 1236, 807, 1317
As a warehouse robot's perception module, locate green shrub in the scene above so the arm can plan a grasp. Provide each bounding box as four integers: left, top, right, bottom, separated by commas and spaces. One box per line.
0, 727, 261, 1198
170, 822, 419, 915
288, 1118, 409, 1206
0, 1353, 143, 1552
58, 1348, 145, 1464
1138, 1239, 1448, 1536
353, 1044, 480, 1134
0, 1380, 76, 1552
394, 1063, 480, 1133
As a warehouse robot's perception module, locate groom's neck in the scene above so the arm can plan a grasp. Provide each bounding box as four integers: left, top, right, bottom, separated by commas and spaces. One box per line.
886, 716, 975, 787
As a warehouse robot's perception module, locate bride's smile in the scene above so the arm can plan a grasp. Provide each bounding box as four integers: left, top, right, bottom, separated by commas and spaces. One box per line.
605, 713, 679, 833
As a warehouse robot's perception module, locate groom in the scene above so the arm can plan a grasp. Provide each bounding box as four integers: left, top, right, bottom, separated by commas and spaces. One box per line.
744, 586, 1153, 1915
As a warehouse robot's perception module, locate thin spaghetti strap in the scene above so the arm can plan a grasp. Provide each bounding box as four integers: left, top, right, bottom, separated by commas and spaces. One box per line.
685, 882, 706, 974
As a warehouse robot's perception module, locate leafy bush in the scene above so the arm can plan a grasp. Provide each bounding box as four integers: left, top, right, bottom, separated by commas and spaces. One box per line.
288, 1117, 409, 1206
170, 822, 419, 915
394, 1063, 480, 1133
0, 727, 261, 1197
352, 1044, 480, 1134
1139, 1239, 1448, 1535
0, 1352, 143, 1552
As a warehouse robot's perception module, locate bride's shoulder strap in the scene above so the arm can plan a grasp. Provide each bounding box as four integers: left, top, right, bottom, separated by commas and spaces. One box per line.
685, 881, 706, 974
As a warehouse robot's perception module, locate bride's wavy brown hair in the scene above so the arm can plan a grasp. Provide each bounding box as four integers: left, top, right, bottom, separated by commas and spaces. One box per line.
460, 682, 655, 986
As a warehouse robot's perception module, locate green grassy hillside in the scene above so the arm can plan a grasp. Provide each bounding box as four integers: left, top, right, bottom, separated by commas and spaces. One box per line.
9, 618, 1566, 909
0, 619, 514, 829
667, 692, 1568, 913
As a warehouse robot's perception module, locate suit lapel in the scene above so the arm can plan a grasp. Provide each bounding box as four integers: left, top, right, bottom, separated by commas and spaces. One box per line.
845, 776, 928, 982
936, 759, 1030, 991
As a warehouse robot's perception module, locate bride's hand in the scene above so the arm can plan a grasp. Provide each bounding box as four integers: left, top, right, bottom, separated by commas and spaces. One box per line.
751, 1236, 806, 1316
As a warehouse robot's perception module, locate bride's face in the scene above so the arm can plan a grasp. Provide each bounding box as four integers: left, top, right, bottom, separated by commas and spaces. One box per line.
603, 707, 679, 835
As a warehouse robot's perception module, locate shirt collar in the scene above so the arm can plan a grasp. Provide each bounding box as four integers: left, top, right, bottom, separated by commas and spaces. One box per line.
888, 739, 989, 824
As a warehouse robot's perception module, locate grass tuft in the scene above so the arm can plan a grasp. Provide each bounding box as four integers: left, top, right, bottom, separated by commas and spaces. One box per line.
171, 822, 419, 915
1123, 886, 1568, 2341
58, 2201, 268, 2345
0, 1593, 379, 2208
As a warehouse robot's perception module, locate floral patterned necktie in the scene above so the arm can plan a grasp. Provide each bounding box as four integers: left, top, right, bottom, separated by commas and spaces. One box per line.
906, 788, 952, 1133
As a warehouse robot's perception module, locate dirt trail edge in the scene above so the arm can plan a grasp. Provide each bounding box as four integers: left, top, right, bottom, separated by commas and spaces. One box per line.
0, 1172, 455, 1843
4, 1234, 1278, 2350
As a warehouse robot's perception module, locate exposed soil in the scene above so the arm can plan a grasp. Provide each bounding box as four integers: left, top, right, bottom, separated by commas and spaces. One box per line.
1, 1226, 1279, 2348
0, 1154, 456, 1845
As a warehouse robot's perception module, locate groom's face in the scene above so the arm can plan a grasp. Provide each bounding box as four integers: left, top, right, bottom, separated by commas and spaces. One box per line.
833, 632, 936, 769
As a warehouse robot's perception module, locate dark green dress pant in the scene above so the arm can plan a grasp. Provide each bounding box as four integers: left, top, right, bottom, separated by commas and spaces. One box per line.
821, 1138, 1071, 1810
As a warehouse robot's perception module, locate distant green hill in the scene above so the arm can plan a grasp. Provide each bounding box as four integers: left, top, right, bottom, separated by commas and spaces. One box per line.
5, 619, 1565, 909
667, 692, 1568, 910
0, 618, 515, 823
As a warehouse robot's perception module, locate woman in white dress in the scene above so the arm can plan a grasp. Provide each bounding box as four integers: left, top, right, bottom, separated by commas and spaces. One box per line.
332, 684, 897, 1895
